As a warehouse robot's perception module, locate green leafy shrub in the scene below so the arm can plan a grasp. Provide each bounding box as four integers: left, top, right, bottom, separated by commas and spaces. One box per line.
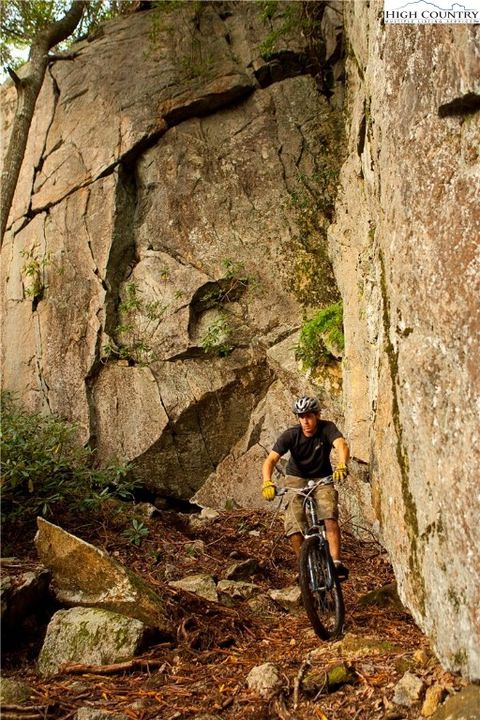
200, 314, 234, 357
0, 392, 135, 524
296, 302, 344, 370
102, 280, 169, 366
123, 518, 149, 547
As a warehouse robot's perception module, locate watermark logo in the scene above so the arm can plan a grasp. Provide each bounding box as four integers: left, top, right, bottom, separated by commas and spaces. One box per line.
384, 0, 480, 23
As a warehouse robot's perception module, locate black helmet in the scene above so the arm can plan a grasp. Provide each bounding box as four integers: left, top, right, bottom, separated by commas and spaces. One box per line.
292, 396, 320, 415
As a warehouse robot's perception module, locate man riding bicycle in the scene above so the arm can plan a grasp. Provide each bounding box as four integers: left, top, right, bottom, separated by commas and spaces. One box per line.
261, 396, 349, 580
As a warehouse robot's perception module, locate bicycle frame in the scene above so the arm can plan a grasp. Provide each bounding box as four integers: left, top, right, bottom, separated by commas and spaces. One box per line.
278, 477, 337, 591
302, 480, 336, 592
277, 476, 345, 639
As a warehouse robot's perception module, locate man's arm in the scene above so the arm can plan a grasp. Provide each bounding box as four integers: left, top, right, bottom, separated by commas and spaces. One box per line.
332, 437, 349, 481
262, 451, 281, 483
261, 451, 281, 501
333, 437, 349, 464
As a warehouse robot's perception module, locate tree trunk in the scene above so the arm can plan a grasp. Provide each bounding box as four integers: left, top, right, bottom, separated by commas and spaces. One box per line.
0, 1, 87, 245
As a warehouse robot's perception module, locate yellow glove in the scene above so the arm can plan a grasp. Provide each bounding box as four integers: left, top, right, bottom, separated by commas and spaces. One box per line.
332, 463, 348, 482
262, 480, 277, 501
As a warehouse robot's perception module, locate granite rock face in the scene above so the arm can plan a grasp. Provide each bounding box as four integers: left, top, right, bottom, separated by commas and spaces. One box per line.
329, 1, 480, 678
1, 3, 341, 501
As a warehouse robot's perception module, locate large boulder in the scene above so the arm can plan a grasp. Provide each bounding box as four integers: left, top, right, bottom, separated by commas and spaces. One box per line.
37, 607, 149, 677
35, 518, 171, 633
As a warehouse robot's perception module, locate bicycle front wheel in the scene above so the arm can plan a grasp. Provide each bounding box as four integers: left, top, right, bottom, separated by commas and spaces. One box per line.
299, 536, 344, 640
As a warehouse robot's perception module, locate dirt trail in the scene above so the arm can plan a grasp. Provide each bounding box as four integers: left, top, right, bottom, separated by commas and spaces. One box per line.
2, 508, 464, 719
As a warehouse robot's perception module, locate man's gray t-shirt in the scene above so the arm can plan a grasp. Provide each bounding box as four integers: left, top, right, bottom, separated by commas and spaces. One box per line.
272, 422, 343, 478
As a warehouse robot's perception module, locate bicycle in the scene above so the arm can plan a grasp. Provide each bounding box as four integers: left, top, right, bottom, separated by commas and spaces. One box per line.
277, 477, 345, 640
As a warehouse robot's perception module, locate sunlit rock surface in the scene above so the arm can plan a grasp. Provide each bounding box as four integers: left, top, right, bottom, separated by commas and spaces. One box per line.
1, 3, 339, 502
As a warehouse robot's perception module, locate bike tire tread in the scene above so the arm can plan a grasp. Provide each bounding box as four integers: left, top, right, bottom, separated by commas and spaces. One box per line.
299, 535, 345, 640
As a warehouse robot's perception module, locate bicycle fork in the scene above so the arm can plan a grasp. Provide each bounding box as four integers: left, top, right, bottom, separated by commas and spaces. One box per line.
305, 498, 335, 592
304, 533, 335, 592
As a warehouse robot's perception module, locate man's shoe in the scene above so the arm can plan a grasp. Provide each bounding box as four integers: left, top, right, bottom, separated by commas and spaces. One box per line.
334, 561, 349, 581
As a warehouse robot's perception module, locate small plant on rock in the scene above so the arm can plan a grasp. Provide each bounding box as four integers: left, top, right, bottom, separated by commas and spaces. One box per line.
123, 518, 149, 547
20, 246, 52, 302
103, 280, 169, 366
296, 302, 344, 370
200, 314, 234, 357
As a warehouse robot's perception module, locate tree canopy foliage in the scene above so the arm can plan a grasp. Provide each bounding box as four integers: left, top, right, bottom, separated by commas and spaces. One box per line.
0, 1, 136, 70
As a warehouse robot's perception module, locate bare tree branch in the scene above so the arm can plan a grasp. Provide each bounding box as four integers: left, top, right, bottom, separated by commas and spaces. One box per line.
6, 66, 22, 87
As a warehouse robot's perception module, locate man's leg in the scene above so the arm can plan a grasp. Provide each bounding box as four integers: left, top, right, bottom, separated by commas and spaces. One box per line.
324, 518, 348, 580
324, 518, 341, 561
284, 476, 305, 560
289, 531, 303, 558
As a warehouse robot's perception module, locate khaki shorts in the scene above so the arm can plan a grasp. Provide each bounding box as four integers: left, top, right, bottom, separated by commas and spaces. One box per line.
283, 475, 338, 537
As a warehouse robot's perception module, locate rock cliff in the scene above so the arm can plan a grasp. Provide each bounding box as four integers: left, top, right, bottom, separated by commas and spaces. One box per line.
330, 2, 479, 679
1, 2, 343, 502
1, 0, 479, 680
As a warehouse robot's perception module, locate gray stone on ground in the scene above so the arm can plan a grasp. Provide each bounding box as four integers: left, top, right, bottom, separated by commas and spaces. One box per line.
335, 632, 402, 659
225, 558, 259, 580
200, 508, 220, 520
0, 677, 33, 704
134, 503, 160, 519
217, 580, 261, 605
168, 574, 218, 602
246, 593, 278, 617
38, 607, 149, 677
268, 585, 302, 612
76, 710, 129, 720
393, 671, 425, 707
184, 540, 205, 556
427, 685, 480, 720
35, 518, 171, 632
247, 662, 283, 699
188, 510, 220, 532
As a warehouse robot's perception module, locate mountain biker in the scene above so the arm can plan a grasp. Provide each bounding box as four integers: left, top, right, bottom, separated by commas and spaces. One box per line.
261, 396, 350, 580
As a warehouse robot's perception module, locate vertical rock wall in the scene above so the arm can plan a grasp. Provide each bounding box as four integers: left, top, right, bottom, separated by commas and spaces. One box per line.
330, 0, 479, 678
1, 3, 343, 502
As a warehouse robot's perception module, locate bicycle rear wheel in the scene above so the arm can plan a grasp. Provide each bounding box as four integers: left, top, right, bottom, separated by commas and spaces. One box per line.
299, 535, 344, 640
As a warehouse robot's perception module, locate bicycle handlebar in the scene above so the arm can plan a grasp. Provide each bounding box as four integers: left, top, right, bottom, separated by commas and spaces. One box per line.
276, 475, 333, 497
